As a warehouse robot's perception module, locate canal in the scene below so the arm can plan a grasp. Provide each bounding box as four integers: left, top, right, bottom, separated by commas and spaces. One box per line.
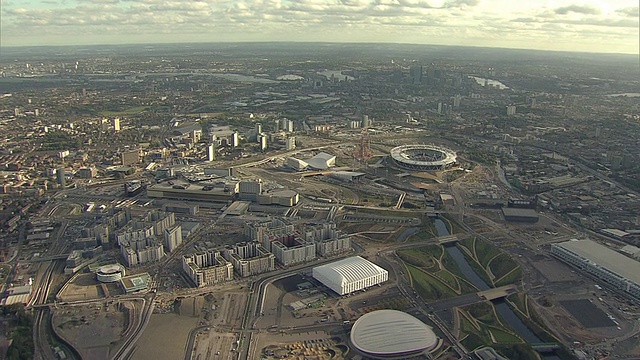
433, 219, 561, 359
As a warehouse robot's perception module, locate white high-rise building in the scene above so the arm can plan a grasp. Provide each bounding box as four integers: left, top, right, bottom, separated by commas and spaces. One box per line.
281, 118, 294, 132
207, 144, 215, 162
285, 137, 296, 151
113, 118, 121, 132
258, 133, 268, 151
231, 132, 239, 148
163, 225, 183, 252
506, 105, 517, 116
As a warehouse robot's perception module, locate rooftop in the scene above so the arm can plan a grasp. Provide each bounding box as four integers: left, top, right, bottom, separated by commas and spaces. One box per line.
501, 207, 538, 218
350, 309, 438, 356
555, 239, 640, 286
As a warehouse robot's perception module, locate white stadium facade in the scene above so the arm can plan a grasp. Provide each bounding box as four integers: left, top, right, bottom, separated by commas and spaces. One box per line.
390, 144, 457, 170
312, 256, 388, 295
350, 310, 440, 359
96, 264, 126, 283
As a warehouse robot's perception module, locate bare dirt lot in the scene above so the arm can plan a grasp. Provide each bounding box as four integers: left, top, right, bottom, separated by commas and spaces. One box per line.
58, 273, 122, 302
53, 303, 126, 360
131, 313, 200, 360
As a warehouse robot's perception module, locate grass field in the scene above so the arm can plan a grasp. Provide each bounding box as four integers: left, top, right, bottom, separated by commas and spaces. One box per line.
406, 264, 456, 300
457, 237, 521, 287
399, 244, 480, 297
459, 303, 523, 352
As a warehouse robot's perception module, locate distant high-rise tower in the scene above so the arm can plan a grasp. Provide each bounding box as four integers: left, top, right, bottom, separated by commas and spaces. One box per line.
362, 115, 371, 129
207, 144, 215, 162
231, 132, 239, 148
452, 95, 461, 107
255, 123, 262, 135
285, 137, 296, 151
506, 105, 517, 116
410, 65, 423, 84
113, 118, 121, 132
281, 119, 294, 132
56, 168, 66, 188
258, 134, 268, 151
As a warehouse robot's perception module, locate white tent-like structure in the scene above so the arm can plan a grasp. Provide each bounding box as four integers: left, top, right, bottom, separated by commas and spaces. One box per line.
286, 152, 336, 171
312, 256, 388, 295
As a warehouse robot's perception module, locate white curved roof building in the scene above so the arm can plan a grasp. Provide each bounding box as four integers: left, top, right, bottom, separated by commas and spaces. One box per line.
312, 256, 388, 295
96, 264, 126, 283
350, 310, 439, 359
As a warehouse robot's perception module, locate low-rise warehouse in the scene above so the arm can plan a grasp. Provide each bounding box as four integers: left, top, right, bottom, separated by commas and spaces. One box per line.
551, 239, 640, 300
501, 207, 539, 223
312, 256, 388, 295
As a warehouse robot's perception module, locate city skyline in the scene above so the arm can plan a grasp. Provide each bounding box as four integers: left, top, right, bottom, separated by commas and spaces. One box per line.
1, 0, 638, 54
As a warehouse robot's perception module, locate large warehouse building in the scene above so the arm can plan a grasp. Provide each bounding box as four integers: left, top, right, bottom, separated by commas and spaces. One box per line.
350, 310, 440, 359
551, 239, 640, 300
312, 256, 388, 295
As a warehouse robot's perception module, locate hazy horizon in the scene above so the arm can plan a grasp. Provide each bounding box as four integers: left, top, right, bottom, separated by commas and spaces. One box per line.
1, 0, 638, 55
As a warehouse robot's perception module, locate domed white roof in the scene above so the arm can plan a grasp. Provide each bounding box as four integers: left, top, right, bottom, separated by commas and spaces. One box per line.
350, 310, 438, 357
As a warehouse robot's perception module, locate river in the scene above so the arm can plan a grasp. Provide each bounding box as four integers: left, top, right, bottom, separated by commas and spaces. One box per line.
469, 76, 509, 90
433, 218, 561, 359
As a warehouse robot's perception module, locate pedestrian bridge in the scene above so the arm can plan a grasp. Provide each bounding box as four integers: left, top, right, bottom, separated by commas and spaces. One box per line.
477, 284, 518, 300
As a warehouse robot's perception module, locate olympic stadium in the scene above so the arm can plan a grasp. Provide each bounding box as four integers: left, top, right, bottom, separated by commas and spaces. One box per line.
349, 309, 440, 359
390, 145, 457, 170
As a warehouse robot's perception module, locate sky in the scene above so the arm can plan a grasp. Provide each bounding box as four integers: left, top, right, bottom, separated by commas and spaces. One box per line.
1, 0, 638, 54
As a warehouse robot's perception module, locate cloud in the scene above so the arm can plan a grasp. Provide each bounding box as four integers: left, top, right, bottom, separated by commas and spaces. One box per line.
554, 5, 600, 15
0, 0, 636, 54
77, 0, 120, 3
444, 0, 479, 8
616, 6, 639, 17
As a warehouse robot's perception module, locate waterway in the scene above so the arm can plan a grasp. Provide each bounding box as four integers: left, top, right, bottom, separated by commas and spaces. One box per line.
396, 227, 420, 242
433, 218, 561, 359
469, 76, 509, 90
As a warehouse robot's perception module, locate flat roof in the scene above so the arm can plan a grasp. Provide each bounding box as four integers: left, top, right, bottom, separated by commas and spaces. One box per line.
120, 273, 151, 290
555, 239, 640, 286
501, 207, 538, 218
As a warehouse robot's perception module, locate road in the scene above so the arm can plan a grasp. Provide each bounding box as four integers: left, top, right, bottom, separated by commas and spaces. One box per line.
31, 220, 71, 360
111, 295, 155, 360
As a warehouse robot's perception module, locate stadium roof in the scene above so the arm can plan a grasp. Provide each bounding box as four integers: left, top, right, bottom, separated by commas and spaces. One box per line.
313, 256, 386, 286
350, 310, 438, 356
555, 239, 640, 285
